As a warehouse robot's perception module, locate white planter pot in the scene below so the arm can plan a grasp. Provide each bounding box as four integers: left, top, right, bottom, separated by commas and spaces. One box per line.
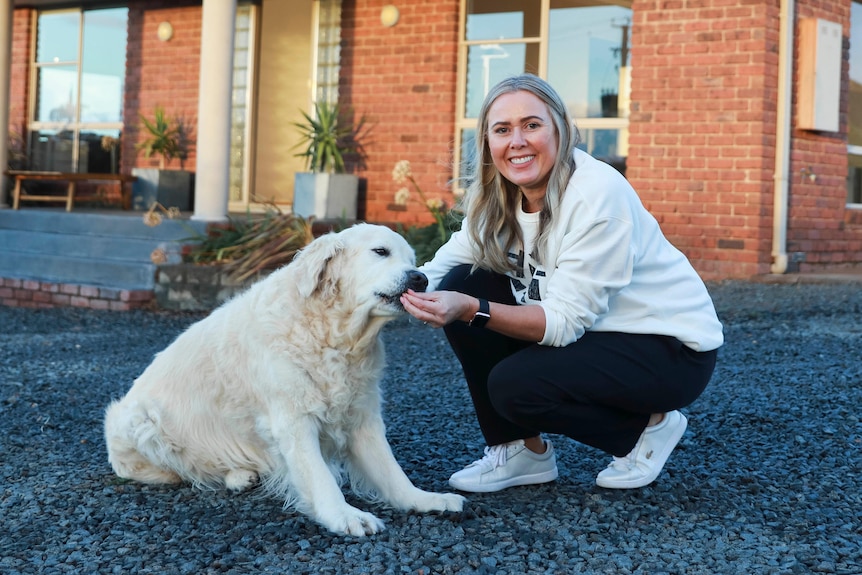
293, 172, 358, 220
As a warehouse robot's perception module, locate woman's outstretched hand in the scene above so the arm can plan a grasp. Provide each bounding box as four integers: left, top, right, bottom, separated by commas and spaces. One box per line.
400, 289, 474, 328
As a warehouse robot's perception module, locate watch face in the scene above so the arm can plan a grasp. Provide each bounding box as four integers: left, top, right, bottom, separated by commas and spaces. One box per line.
470, 311, 490, 328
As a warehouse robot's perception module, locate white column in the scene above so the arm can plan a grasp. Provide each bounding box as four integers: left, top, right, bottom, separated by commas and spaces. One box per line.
192, 0, 236, 222
0, 0, 12, 208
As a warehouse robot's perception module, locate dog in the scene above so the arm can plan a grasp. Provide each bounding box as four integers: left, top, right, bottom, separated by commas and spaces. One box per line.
104, 223, 465, 536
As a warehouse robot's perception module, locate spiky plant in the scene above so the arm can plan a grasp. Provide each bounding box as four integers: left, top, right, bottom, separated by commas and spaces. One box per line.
292, 101, 368, 173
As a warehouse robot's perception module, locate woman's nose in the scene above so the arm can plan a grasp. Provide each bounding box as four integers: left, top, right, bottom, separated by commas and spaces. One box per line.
510, 128, 526, 147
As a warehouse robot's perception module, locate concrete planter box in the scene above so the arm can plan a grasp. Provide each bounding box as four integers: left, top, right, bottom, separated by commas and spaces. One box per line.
292, 172, 358, 220
131, 168, 194, 211
154, 263, 265, 311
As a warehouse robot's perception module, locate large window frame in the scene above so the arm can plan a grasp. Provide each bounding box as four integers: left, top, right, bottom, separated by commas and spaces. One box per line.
28, 7, 128, 174
455, 0, 632, 189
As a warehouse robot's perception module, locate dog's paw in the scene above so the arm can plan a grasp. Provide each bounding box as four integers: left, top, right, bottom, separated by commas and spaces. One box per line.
224, 469, 259, 492
320, 507, 386, 537
411, 491, 466, 513
437, 492, 467, 512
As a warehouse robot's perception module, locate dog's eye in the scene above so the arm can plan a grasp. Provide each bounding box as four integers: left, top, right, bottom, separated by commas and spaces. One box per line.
372, 247, 390, 257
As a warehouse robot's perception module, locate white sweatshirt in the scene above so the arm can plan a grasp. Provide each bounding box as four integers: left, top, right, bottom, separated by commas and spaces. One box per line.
420, 149, 724, 351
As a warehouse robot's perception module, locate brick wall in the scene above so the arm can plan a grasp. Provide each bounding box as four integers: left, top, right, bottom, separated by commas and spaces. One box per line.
790, 1, 862, 272
627, 0, 782, 279
8, 9, 31, 146
122, 1, 202, 174
0, 278, 153, 310
628, 0, 862, 279
340, 0, 460, 227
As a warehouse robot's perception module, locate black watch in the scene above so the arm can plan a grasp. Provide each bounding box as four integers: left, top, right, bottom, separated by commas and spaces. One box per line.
469, 298, 491, 328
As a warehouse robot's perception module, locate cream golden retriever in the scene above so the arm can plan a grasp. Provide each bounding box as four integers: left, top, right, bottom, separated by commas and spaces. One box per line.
104, 223, 465, 536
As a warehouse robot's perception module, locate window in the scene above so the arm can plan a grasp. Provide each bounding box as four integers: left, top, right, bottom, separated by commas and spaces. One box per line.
29, 8, 128, 173
848, 1, 862, 205
314, 0, 343, 106
229, 3, 257, 204
456, 0, 633, 185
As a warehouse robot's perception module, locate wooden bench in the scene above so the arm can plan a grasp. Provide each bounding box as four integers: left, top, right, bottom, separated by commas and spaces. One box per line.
5, 170, 138, 211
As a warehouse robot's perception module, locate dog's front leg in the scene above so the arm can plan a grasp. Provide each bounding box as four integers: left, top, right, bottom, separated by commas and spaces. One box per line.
348, 414, 466, 513
272, 414, 385, 536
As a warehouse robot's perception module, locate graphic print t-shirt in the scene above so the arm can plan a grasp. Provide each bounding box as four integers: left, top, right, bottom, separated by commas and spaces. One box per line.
508, 207, 545, 305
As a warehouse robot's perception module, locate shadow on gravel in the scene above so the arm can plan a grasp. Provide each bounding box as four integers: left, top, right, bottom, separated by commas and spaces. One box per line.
1, 280, 860, 574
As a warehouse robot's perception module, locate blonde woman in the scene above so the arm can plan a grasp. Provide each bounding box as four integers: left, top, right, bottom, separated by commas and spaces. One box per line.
401, 74, 723, 492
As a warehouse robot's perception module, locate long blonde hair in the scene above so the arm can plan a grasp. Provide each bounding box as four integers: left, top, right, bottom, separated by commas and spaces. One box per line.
463, 74, 578, 273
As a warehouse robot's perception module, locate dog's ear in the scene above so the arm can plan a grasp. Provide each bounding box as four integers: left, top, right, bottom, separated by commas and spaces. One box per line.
293, 232, 344, 299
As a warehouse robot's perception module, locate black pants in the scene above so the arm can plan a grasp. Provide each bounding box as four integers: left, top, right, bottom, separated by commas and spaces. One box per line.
439, 264, 718, 457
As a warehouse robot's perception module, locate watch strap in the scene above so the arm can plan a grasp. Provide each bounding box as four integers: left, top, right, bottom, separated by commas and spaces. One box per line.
469, 298, 491, 328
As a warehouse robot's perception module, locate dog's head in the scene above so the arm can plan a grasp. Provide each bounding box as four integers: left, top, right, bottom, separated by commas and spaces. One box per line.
292, 223, 427, 317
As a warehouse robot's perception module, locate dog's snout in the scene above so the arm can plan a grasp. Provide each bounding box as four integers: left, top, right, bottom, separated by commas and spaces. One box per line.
407, 270, 428, 293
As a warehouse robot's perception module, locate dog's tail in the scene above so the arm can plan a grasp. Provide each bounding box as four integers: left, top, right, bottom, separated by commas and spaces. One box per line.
103, 399, 183, 485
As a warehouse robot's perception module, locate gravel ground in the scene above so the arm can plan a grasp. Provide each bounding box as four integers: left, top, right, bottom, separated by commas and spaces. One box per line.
1, 279, 860, 575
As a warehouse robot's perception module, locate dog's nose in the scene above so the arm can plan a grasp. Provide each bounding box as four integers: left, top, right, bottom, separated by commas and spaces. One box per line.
407, 270, 428, 293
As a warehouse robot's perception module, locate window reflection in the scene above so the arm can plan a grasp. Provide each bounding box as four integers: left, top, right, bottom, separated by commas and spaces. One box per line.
548, 4, 631, 120
29, 129, 122, 174
466, 1, 538, 40
79, 130, 122, 173
848, 1, 862, 203
458, 128, 477, 186
29, 8, 128, 175
578, 129, 626, 176
36, 12, 79, 63
458, 0, 633, 187
81, 8, 128, 123
465, 44, 526, 118
850, 1, 862, 146
36, 66, 78, 122
30, 130, 75, 172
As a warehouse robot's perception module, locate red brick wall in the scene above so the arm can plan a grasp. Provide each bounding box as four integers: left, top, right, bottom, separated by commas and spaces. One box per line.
628, 0, 862, 279
122, 1, 201, 174
791, 1, 862, 272
0, 278, 153, 310
627, 0, 782, 280
339, 0, 460, 226
9, 9, 32, 144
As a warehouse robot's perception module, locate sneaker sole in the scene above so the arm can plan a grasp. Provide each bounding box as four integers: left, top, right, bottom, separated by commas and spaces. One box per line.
449, 467, 559, 493
596, 414, 688, 489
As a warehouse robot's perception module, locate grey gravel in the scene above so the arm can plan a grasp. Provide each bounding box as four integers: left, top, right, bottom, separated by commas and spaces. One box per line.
1, 280, 861, 575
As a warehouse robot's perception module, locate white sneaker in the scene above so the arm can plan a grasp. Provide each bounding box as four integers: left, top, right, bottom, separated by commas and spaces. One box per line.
596, 410, 688, 489
448, 439, 558, 493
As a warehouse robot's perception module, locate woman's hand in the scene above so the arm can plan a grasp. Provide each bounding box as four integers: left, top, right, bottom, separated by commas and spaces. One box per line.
400, 289, 474, 328
402, 289, 547, 341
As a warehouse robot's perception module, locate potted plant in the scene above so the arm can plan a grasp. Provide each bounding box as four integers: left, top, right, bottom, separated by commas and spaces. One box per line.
291, 101, 368, 220
131, 106, 195, 211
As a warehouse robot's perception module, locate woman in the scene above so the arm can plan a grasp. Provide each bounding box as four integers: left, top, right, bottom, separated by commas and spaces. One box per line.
400, 74, 723, 492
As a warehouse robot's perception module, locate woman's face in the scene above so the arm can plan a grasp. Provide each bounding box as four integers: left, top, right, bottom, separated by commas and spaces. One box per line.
486, 90, 558, 198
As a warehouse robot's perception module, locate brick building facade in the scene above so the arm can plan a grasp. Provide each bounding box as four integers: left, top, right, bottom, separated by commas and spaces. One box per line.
3, 0, 861, 281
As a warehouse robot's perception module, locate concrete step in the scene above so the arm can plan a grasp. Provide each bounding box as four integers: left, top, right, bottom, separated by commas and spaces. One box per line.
0, 250, 159, 288
0, 229, 176, 261
0, 207, 206, 240
0, 208, 208, 290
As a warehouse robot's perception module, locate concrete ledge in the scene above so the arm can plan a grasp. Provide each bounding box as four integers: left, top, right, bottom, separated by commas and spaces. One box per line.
154, 263, 263, 311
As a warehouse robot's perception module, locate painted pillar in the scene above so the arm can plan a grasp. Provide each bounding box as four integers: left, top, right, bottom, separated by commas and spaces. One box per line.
192, 0, 236, 222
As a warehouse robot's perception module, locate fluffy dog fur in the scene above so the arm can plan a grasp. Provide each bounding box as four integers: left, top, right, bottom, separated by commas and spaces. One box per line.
104, 223, 465, 536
